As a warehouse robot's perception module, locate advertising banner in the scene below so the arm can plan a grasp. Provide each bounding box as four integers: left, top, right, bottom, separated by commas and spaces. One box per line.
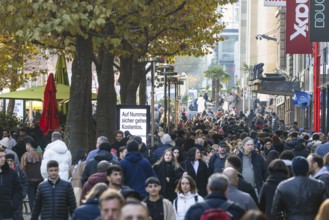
310, 0, 329, 42
117, 105, 150, 144
264, 0, 286, 7
286, 0, 313, 54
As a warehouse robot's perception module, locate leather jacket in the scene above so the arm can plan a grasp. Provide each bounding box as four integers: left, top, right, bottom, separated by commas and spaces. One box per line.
272, 176, 327, 220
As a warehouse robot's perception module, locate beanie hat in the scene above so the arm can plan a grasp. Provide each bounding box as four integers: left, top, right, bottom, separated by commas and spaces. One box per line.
292, 156, 309, 176
5, 153, 15, 160
124, 131, 132, 138
127, 140, 139, 152
0, 137, 10, 148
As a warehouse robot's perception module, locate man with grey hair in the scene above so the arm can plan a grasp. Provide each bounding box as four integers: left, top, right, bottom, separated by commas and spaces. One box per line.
40, 132, 72, 180
85, 136, 118, 162
184, 173, 245, 220
222, 167, 258, 211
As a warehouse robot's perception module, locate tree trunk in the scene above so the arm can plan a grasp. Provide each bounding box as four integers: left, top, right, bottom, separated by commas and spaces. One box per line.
7, 99, 15, 116
215, 78, 220, 108
138, 68, 147, 105
7, 73, 19, 115
65, 35, 95, 161
119, 55, 133, 104
96, 50, 117, 141
125, 55, 144, 104
211, 78, 216, 101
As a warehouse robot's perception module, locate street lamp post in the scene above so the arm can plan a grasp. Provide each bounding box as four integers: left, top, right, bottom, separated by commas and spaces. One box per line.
137, 57, 161, 148
156, 64, 176, 132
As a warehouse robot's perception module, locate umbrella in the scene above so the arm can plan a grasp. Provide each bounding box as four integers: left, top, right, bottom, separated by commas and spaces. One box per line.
55, 55, 69, 114
55, 55, 69, 85
39, 73, 60, 134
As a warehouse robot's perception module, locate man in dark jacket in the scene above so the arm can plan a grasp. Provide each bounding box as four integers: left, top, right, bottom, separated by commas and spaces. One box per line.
81, 143, 119, 186
31, 160, 76, 220
209, 141, 228, 173
0, 150, 22, 219
272, 156, 327, 220
120, 140, 156, 198
307, 153, 329, 193
184, 173, 245, 220
238, 137, 268, 194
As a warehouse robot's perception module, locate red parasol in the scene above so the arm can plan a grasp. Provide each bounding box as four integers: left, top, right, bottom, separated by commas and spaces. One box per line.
39, 73, 60, 134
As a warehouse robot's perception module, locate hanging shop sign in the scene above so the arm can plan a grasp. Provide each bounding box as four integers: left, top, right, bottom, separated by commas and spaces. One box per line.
286, 0, 313, 54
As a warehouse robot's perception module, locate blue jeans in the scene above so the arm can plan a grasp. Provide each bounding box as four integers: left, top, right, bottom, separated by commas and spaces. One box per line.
27, 181, 42, 211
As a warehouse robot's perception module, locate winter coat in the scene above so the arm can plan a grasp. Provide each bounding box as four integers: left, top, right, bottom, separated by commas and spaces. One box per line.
238, 150, 268, 192
181, 159, 209, 197
173, 192, 204, 220
227, 185, 258, 211
184, 192, 245, 220
80, 171, 108, 203
143, 197, 176, 220
237, 173, 259, 205
14, 166, 28, 199
259, 173, 288, 219
31, 178, 77, 220
81, 149, 119, 186
72, 197, 100, 220
293, 143, 309, 158
153, 161, 184, 201
313, 166, 329, 194
0, 162, 22, 219
40, 140, 72, 180
272, 176, 327, 220
284, 138, 298, 151
20, 150, 43, 182
208, 153, 228, 173
120, 151, 156, 198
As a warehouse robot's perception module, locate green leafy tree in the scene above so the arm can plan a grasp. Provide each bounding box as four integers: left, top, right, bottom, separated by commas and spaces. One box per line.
204, 65, 230, 105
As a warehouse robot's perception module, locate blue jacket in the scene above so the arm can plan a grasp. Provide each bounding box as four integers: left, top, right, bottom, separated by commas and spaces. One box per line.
120, 151, 156, 198
72, 197, 100, 220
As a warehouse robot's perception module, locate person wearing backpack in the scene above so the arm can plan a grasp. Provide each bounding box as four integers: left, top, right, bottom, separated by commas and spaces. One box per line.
173, 175, 204, 220
184, 173, 245, 220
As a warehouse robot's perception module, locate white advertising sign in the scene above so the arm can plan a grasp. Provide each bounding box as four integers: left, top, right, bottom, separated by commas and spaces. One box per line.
5, 100, 24, 119
118, 106, 149, 144
264, 0, 286, 7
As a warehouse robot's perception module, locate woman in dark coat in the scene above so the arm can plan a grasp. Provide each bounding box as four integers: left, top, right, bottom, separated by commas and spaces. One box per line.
153, 149, 184, 201
181, 147, 209, 197
259, 159, 289, 219
272, 134, 284, 154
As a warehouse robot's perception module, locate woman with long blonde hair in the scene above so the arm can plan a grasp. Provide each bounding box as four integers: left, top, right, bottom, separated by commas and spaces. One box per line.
153, 149, 184, 201
72, 183, 108, 220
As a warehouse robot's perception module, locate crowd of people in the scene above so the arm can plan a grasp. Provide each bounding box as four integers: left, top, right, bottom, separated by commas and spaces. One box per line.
2, 105, 329, 220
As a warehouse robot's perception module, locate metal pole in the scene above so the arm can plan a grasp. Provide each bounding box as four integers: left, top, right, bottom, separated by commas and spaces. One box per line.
168, 78, 171, 133
242, 74, 245, 113
150, 62, 155, 147
164, 72, 167, 132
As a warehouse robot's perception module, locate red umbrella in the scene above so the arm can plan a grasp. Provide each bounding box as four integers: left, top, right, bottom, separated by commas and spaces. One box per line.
39, 73, 60, 134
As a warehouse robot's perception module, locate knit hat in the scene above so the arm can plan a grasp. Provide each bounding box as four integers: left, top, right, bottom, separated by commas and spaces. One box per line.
124, 131, 132, 139
0, 137, 10, 148
292, 156, 309, 176
5, 153, 15, 160
127, 140, 139, 152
